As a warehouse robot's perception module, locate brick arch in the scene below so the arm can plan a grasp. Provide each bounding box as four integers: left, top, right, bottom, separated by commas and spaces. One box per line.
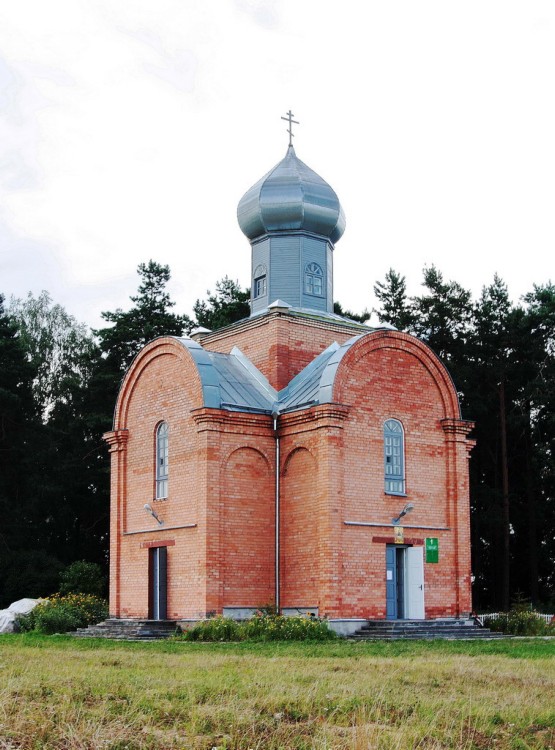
113, 337, 204, 430
222, 446, 274, 607
282, 445, 317, 476
332, 330, 461, 420
280, 446, 319, 608
223, 444, 272, 472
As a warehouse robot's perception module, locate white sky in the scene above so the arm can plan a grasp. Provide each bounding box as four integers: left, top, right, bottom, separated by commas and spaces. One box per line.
0, 1, 554, 328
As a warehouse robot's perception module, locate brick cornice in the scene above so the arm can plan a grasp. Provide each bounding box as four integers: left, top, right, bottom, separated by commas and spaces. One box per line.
103, 429, 129, 452
191, 407, 273, 435
441, 418, 476, 451
279, 402, 350, 435
191, 403, 351, 437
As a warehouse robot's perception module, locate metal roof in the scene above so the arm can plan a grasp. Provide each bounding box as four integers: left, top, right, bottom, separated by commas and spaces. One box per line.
237, 145, 346, 244
175, 334, 364, 416
277, 342, 340, 411
210, 350, 275, 412
176, 338, 275, 413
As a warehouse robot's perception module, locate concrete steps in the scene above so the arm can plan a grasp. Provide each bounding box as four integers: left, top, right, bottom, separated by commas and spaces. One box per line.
73, 617, 505, 642
347, 618, 505, 640
72, 618, 178, 641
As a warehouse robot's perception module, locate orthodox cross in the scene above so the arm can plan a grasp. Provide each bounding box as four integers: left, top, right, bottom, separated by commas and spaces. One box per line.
281, 110, 299, 146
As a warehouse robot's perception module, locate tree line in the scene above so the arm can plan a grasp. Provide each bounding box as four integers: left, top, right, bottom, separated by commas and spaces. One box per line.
1, 261, 553, 610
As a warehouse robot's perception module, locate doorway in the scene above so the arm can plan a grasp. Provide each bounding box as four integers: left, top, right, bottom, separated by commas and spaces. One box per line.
385, 545, 424, 619
148, 546, 167, 620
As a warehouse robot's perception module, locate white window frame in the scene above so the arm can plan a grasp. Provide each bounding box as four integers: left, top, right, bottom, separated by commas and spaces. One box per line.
155, 422, 169, 499
254, 275, 267, 298
304, 262, 324, 297
384, 418, 405, 495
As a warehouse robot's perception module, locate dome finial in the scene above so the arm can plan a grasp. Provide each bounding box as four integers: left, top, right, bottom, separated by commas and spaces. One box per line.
281, 109, 299, 148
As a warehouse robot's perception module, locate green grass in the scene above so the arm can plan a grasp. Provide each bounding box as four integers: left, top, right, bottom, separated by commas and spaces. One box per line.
1, 634, 554, 749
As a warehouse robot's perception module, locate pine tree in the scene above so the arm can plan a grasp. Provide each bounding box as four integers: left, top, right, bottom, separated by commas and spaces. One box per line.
411, 265, 473, 365
193, 276, 250, 331
95, 261, 191, 374
333, 301, 370, 323
0, 295, 63, 604
466, 276, 515, 609
88, 261, 190, 432
517, 284, 555, 604
0, 293, 37, 532
373, 268, 416, 330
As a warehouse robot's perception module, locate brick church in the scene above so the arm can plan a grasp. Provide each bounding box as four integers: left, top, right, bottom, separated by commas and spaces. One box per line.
104, 135, 475, 631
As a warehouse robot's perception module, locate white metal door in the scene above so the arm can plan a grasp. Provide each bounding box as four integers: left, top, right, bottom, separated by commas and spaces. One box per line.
406, 547, 425, 619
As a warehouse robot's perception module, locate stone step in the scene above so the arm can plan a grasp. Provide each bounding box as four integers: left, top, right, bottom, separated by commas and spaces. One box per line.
349, 634, 503, 640
356, 627, 491, 634
347, 619, 505, 640
356, 618, 479, 628
72, 618, 178, 640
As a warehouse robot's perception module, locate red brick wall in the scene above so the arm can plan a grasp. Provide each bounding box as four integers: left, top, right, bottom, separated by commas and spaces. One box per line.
108, 339, 205, 619
281, 447, 319, 609
107, 325, 474, 622
222, 447, 274, 608
275, 330, 472, 620
193, 410, 276, 615
331, 331, 472, 618
200, 312, 365, 390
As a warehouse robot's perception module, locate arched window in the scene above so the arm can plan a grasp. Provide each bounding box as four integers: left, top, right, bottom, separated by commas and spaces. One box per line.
384, 419, 405, 495
304, 262, 323, 296
155, 422, 169, 499
253, 264, 267, 299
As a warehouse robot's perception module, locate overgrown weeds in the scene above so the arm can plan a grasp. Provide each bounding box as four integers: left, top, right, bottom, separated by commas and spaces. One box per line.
181, 612, 337, 642
16, 593, 108, 634
483, 609, 555, 636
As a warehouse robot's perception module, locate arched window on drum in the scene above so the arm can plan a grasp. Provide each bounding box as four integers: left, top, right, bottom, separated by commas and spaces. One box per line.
304, 262, 323, 296
253, 264, 267, 299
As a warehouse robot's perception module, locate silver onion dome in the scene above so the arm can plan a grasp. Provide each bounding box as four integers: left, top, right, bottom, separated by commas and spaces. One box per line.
237, 145, 346, 244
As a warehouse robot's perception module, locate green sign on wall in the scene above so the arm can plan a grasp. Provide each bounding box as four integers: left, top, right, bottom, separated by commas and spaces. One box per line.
425, 537, 439, 563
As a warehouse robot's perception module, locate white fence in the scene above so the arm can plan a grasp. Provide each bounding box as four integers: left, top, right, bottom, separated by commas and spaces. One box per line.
477, 612, 553, 626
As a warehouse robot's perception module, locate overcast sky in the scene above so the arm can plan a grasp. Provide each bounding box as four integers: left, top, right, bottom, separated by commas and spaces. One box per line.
1, 1, 554, 329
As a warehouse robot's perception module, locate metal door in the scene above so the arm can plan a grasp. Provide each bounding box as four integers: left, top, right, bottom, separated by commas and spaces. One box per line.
386, 545, 398, 619
406, 546, 425, 619
148, 546, 167, 620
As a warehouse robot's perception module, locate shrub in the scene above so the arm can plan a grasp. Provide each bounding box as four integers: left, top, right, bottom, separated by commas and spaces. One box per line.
483, 609, 555, 636
16, 593, 108, 635
59, 560, 107, 597
181, 612, 337, 642
182, 615, 242, 641
242, 612, 337, 641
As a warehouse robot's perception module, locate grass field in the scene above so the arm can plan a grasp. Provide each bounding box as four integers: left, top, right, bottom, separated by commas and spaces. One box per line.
0, 634, 554, 749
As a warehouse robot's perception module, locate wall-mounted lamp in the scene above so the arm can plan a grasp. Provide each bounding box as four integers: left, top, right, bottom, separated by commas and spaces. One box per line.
392, 502, 414, 525
144, 503, 164, 526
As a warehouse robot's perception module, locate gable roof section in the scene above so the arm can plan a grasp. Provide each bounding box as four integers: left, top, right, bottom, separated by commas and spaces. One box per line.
175, 337, 275, 412
175, 334, 362, 415
211, 349, 276, 412
277, 336, 362, 411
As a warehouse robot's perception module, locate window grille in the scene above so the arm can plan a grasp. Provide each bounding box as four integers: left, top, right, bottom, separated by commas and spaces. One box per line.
254, 275, 267, 298
384, 419, 405, 494
304, 262, 323, 296
253, 265, 267, 299
156, 422, 169, 499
